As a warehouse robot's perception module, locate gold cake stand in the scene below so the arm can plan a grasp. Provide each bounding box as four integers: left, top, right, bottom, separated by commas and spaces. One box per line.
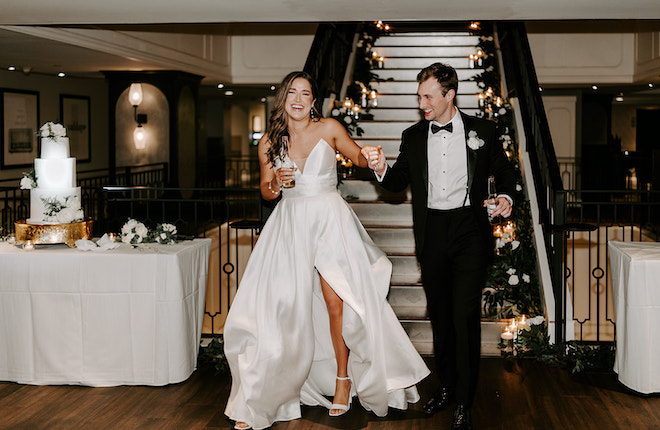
14, 219, 94, 248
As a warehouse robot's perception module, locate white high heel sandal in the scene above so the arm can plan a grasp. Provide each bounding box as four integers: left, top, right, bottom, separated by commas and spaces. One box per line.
329, 376, 352, 417
234, 422, 251, 429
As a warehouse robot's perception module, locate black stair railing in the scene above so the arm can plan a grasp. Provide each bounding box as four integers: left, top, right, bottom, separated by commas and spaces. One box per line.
304, 23, 358, 105
496, 22, 567, 343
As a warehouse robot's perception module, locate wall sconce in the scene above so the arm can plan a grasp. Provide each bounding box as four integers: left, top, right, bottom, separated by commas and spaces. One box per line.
251, 115, 264, 146
129, 83, 148, 149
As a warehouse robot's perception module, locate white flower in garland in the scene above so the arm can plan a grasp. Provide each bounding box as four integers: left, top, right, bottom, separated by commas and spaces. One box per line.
466, 130, 485, 150
508, 274, 520, 285
506, 268, 516, 275
522, 273, 530, 283
511, 240, 520, 250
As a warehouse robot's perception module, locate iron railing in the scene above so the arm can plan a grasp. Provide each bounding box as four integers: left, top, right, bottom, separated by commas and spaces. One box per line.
497, 22, 568, 343
304, 23, 358, 104
555, 190, 660, 343
0, 163, 168, 233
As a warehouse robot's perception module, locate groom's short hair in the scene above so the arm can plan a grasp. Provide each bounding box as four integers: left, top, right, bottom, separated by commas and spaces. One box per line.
417, 63, 458, 96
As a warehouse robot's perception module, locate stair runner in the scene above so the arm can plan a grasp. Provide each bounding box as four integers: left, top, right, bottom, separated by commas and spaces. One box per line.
339, 30, 503, 356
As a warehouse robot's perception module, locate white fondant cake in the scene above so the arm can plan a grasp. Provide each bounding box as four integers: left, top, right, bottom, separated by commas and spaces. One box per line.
25, 122, 84, 224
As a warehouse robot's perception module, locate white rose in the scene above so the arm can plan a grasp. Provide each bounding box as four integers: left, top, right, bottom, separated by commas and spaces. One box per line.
160, 233, 167, 240
136, 223, 148, 238
527, 315, 545, 326
20, 177, 32, 189
516, 184, 522, 191
331, 108, 340, 116
512, 240, 520, 250
67, 197, 81, 211
466, 131, 485, 150
122, 233, 133, 244
56, 207, 76, 223
507, 268, 516, 275
51, 123, 66, 137
508, 275, 519, 285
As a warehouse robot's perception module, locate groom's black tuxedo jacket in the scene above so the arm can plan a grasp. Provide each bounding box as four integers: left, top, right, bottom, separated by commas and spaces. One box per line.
380, 111, 516, 260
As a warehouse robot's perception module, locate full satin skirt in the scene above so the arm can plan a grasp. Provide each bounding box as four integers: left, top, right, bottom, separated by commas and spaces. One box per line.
224, 141, 429, 429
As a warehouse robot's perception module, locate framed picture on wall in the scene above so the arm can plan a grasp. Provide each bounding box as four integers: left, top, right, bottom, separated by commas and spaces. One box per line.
1, 89, 39, 168
60, 94, 91, 162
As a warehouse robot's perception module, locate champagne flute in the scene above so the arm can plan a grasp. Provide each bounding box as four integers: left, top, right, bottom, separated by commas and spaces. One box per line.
280, 136, 295, 188
487, 175, 497, 223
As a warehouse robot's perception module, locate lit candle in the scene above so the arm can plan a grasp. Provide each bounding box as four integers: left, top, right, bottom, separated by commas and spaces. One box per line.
519, 315, 527, 327
468, 54, 475, 69
24, 240, 34, 251
501, 329, 513, 340
107, 233, 117, 242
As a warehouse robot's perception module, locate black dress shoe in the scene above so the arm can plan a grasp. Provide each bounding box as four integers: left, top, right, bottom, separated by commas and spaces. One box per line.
423, 387, 453, 415
451, 404, 472, 430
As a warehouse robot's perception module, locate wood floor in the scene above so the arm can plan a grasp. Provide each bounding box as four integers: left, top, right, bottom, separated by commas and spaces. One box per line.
1, 357, 659, 430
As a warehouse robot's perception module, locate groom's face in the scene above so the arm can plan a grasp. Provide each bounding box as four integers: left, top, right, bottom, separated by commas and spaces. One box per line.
417, 77, 455, 124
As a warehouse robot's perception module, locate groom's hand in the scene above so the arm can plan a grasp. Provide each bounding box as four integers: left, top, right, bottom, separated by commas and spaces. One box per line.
361, 145, 386, 176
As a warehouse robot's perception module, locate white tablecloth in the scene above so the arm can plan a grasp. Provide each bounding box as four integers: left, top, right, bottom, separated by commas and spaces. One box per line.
0, 238, 211, 387
608, 240, 660, 394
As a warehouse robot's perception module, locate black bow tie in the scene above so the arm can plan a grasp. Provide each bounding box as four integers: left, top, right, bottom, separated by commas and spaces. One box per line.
431, 122, 452, 133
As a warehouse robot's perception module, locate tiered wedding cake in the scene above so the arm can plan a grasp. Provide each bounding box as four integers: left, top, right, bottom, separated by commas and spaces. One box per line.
15, 122, 91, 247
25, 122, 84, 224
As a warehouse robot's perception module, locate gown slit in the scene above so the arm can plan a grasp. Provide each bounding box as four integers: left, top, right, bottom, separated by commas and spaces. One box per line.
224, 139, 430, 429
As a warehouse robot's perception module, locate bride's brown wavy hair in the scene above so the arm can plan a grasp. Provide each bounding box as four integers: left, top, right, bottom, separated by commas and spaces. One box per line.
265, 71, 322, 165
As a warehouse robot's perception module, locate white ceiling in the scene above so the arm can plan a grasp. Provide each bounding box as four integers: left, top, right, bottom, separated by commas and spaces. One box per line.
2, 0, 660, 25
1, 1, 660, 88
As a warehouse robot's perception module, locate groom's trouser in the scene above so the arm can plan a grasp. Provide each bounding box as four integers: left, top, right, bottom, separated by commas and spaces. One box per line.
420, 207, 489, 407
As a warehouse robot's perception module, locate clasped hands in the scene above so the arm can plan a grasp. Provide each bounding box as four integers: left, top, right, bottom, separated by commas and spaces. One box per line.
361, 145, 386, 176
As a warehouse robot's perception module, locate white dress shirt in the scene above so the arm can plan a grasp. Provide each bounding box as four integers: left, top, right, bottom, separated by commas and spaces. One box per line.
427, 111, 470, 209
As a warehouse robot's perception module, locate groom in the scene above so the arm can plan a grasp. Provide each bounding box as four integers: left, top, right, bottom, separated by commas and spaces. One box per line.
361, 63, 515, 430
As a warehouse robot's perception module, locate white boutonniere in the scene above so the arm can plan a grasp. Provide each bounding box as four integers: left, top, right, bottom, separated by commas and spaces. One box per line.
467, 130, 485, 150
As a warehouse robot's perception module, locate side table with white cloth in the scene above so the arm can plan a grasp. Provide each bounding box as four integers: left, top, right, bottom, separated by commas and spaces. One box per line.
0, 238, 211, 387
608, 240, 660, 394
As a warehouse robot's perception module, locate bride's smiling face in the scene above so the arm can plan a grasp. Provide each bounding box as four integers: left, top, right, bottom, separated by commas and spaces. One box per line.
285, 77, 315, 121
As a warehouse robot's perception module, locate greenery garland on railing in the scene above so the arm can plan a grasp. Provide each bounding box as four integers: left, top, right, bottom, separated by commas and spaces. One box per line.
470, 22, 615, 372
468, 23, 543, 321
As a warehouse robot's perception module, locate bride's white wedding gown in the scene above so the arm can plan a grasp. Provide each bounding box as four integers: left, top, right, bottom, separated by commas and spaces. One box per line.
224, 139, 429, 429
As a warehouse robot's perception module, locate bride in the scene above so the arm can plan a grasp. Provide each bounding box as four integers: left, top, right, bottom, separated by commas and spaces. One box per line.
223, 71, 429, 430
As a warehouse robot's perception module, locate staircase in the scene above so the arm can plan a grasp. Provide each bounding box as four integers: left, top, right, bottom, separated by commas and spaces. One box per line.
339, 29, 503, 356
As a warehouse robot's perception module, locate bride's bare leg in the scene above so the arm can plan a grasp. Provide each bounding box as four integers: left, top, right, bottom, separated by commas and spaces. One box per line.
320, 274, 351, 415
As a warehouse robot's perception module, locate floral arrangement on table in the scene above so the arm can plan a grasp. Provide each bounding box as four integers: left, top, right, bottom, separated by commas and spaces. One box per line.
120, 218, 178, 245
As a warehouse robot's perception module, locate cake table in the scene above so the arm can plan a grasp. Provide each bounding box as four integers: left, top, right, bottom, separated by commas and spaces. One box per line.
0, 238, 211, 387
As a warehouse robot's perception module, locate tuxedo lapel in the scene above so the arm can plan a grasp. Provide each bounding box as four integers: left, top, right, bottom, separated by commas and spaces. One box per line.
462, 112, 478, 193
411, 121, 430, 194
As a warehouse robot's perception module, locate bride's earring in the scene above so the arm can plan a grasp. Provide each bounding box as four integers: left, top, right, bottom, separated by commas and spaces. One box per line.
310, 108, 315, 119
